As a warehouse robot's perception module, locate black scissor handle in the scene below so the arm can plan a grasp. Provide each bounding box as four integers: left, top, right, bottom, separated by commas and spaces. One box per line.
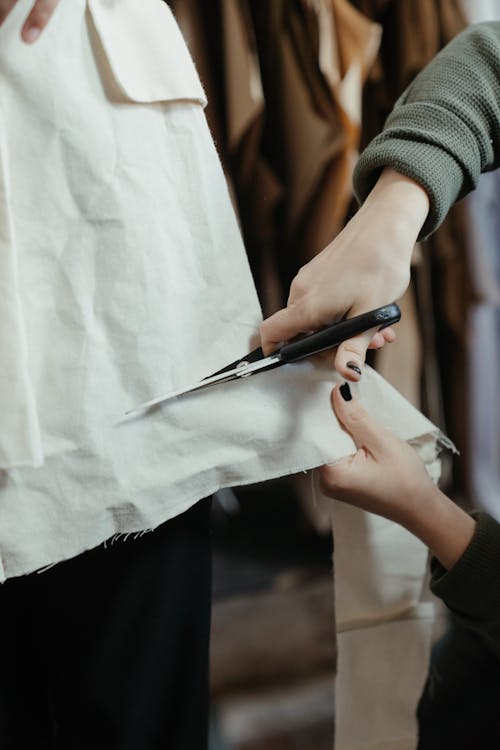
278, 303, 401, 363
207, 303, 401, 379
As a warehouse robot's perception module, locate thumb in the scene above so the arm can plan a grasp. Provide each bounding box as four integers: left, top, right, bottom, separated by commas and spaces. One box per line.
333, 327, 377, 381
332, 383, 391, 457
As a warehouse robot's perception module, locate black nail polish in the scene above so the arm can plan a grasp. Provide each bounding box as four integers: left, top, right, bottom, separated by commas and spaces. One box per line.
347, 362, 362, 376
340, 382, 352, 401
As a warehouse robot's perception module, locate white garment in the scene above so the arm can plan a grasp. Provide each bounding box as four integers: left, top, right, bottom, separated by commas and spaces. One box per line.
0, 0, 447, 582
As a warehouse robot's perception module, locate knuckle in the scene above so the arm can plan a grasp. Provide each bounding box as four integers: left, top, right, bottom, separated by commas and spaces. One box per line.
346, 404, 368, 425
319, 463, 346, 493
289, 273, 307, 300
338, 339, 367, 360
260, 317, 280, 344
259, 316, 272, 334
319, 473, 336, 496
297, 294, 318, 323
263, 307, 285, 328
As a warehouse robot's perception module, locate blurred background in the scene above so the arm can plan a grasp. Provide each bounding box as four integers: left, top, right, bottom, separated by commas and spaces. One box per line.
163, 1, 500, 747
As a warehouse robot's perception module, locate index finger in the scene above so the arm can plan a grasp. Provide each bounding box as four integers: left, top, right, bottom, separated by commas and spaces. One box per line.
21, 0, 60, 43
260, 303, 314, 356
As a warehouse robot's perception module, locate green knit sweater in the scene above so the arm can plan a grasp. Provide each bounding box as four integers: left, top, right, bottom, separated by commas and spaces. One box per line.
353, 22, 500, 658
431, 514, 500, 658
354, 22, 500, 240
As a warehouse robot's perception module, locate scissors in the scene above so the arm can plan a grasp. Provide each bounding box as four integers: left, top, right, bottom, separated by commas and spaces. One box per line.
126, 302, 401, 416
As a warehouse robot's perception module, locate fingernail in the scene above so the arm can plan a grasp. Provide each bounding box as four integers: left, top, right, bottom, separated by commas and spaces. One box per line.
24, 26, 40, 43
347, 361, 362, 377
340, 382, 352, 401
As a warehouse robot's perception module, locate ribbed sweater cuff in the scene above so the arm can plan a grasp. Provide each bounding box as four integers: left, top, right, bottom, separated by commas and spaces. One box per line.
353, 102, 483, 240
430, 513, 500, 621
353, 140, 462, 240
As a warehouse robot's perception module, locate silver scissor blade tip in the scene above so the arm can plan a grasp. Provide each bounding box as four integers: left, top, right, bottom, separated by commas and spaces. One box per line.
124, 387, 189, 416
123, 376, 228, 417
124, 353, 282, 416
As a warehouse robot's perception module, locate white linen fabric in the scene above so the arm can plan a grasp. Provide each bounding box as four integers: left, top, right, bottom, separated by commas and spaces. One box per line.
335, 602, 435, 750
331, 500, 435, 750
0, 0, 447, 585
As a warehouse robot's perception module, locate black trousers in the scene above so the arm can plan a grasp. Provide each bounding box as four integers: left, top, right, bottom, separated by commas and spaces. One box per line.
417, 619, 500, 749
0, 498, 212, 750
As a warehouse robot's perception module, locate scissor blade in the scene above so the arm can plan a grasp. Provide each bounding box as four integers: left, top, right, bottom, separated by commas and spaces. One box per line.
125, 354, 281, 416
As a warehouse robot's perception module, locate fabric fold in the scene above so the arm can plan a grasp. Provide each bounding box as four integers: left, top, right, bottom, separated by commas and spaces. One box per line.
0, 117, 43, 469
88, 0, 207, 105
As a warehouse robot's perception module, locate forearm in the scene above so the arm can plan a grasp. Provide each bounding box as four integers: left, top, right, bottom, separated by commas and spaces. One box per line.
406, 492, 500, 657
354, 22, 500, 239
429, 512, 500, 656
400, 487, 476, 571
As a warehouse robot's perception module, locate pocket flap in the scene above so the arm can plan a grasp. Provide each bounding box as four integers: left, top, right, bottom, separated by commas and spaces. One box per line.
88, 0, 207, 106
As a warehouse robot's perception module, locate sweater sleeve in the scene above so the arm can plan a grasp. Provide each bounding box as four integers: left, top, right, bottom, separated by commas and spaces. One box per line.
430, 512, 500, 659
353, 22, 500, 239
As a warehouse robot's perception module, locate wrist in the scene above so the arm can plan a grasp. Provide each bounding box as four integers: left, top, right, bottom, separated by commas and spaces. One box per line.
360, 168, 430, 261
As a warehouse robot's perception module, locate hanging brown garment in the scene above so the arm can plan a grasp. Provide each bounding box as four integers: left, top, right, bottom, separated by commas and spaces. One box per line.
222, 0, 285, 313
351, 0, 469, 494
352, 0, 467, 146
247, 0, 380, 298
167, 0, 226, 146
170, 0, 380, 314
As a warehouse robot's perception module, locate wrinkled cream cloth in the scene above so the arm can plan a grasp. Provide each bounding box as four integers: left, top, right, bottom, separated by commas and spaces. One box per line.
0, 0, 447, 583
335, 598, 435, 750
331, 499, 436, 750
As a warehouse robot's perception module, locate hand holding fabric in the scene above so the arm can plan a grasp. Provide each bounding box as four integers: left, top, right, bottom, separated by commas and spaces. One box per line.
0, 0, 60, 42
260, 169, 429, 380
321, 383, 476, 571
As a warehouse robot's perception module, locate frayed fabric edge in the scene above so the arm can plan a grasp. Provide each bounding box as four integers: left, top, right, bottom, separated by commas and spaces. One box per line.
32, 528, 158, 577
4, 429, 456, 584
102, 527, 156, 548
